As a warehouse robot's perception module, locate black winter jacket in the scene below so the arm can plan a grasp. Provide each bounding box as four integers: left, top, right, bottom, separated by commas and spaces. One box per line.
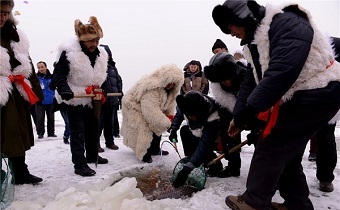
101, 61, 123, 106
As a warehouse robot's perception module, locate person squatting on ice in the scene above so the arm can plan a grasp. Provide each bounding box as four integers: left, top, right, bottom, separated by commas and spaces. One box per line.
212, 0, 340, 210
171, 90, 241, 188
121, 64, 184, 163
50, 16, 109, 177
0, 0, 44, 185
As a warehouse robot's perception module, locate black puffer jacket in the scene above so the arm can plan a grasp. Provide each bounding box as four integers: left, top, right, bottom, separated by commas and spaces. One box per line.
100, 45, 123, 106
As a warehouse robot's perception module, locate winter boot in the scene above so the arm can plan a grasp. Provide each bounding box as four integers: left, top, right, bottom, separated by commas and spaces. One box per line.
218, 166, 240, 178
225, 195, 256, 210
206, 161, 223, 177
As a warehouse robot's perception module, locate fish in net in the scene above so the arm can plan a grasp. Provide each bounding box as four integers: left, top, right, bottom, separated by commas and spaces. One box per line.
135, 166, 200, 201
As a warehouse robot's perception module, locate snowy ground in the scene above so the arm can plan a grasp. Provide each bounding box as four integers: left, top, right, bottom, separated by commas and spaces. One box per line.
4, 111, 340, 210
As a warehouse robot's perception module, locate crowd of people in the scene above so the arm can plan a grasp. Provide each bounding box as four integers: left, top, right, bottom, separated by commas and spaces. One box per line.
1, 0, 339, 209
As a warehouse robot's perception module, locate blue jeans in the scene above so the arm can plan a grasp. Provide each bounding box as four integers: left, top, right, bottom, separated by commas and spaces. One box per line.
60, 109, 70, 139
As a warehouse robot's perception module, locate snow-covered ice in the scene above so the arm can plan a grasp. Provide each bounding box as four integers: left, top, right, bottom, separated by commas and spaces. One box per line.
4, 111, 340, 210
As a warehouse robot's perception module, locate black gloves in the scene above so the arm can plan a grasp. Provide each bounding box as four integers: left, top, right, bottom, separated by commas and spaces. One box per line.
60, 91, 74, 101
172, 165, 193, 188
169, 130, 178, 143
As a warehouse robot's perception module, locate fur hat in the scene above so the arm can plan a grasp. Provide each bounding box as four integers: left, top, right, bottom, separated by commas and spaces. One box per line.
212, 0, 262, 35
204, 52, 238, 83
212, 39, 228, 52
0, 0, 14, 12
176, 90, 212, 118
74, 16, 103, 41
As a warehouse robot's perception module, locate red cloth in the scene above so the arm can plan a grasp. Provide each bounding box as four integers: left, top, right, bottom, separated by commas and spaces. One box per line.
257, 101, 280, 138
8, 75, 39, 105
167, 115, 174, 122
85, 85, 106, 104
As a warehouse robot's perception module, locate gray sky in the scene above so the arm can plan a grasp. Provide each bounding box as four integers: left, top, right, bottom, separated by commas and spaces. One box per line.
13, 0, 340, 92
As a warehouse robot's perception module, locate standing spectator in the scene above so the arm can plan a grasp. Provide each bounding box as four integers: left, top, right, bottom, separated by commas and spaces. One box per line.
121, 64, 184, 163
213, 1, 340, 210
98, 44, 122, 151
181, 60, 208, 95
36, 61, 56, 139
50, 16, 109, 177
113, 74, 123, 138
307, 36, 340, 192
0, 0, 44, 184
212, 38, 229, 54
59, 102, 70, 144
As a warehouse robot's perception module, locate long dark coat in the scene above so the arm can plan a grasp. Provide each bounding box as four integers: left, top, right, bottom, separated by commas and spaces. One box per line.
0, 27, 43, 157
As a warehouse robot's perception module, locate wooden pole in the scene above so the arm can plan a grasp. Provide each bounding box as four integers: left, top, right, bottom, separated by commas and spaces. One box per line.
207, 139, 248, 166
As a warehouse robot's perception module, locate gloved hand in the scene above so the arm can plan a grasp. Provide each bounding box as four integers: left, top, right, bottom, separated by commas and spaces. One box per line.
169, 130, 178, 143
172, 165, 193, 188
60, 91, 74, 101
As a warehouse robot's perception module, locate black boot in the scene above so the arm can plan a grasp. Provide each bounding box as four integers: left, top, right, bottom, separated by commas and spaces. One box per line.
142, 153, 153, 163
15, 174, 43, 185
218, 166, 240, 178
74, 165, 96, 177
206, 161, 223, 177
63, 137, 69, 144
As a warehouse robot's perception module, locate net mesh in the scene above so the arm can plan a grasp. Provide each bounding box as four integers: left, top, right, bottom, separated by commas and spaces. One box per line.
172, 157, 206, 190
1, 154, 15, 209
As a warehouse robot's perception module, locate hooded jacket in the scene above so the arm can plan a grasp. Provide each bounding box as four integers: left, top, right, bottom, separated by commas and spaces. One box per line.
181, 61, 208, 94
121, 64, 184, 160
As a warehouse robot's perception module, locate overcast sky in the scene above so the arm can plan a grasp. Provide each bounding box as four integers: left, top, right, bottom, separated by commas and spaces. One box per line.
13, 0, 340, 92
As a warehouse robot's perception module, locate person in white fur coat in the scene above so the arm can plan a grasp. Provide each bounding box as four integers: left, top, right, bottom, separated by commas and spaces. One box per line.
121, 64, 184, 163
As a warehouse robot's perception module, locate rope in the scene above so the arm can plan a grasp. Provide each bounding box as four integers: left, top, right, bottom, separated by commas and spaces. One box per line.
151, 140, 182, 168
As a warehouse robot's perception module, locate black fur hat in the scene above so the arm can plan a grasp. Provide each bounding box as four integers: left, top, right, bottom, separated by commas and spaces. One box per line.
212, 0, 262, 35
204, 52, 238, 83
212, 39, 228, 52
176, 91, 212, 118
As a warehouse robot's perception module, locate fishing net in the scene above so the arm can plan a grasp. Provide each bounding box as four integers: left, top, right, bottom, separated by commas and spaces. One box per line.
172, 157, 206, 191
1, 154, 15, 209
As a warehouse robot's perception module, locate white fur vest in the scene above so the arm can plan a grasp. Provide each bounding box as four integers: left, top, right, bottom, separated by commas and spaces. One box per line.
243, 3, 340, 102
0, 29, 34, 106
54, 39, 108, 107
210, 82, 236, 113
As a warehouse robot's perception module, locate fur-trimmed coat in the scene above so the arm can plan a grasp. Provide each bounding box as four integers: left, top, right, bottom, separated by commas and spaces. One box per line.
234, 3, 340, 127
0, 28, 43, 157
50, 38, 108, 108
181, 62, 208, 95
121, 64, 184, 160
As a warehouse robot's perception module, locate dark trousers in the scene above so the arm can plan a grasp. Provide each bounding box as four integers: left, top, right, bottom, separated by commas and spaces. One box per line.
146, 133, 162, 155
8, 156, 29, 182
243, 102, 340, 210
180, 125, 217, 165
30, 104, 37, 126
314, 123, 337, 183
113, 105, 120, 136
67, 105, 98, 169
99, 103, 116, 147
36, 103, 55, 136
60, 109, 70, 139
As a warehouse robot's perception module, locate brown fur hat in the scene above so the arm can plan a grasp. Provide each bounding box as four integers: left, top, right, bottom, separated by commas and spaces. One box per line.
74, 16, 103, 41
0, 0, 14, 12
